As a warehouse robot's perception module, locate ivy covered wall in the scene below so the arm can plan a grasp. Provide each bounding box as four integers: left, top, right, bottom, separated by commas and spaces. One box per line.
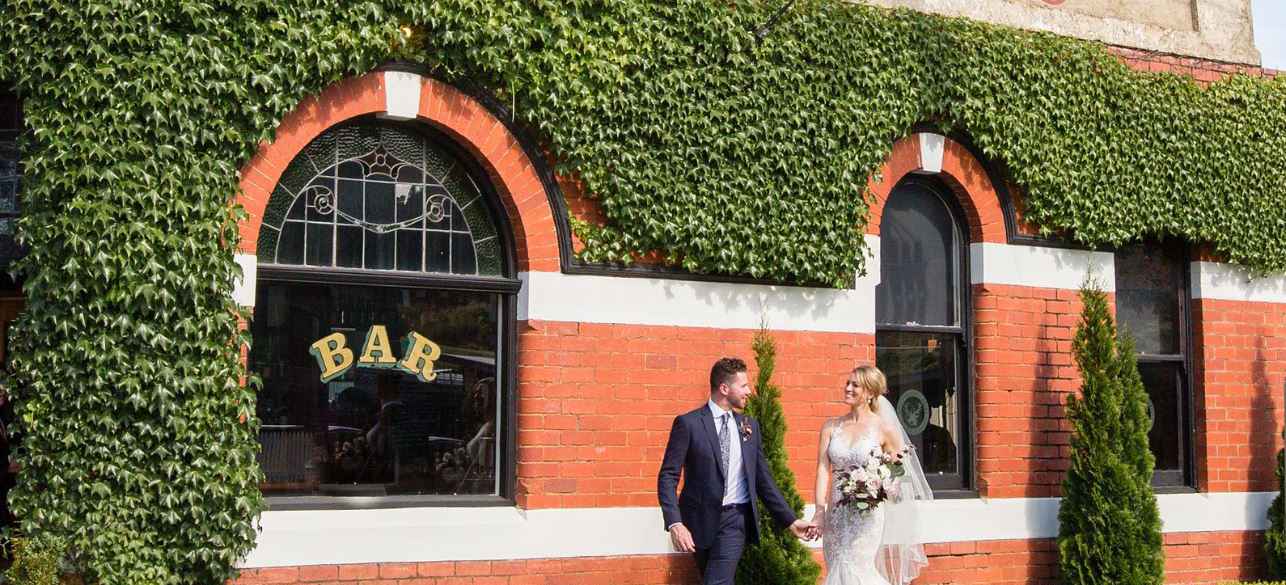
1, 1, 1284, 583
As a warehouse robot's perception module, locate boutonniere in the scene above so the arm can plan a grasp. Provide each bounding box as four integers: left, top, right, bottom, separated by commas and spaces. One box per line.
739, 417, 753, 442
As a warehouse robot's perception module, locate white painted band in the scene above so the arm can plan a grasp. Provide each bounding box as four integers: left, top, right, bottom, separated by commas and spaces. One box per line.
518, 236, 882, 334
970, 242, 1116, 291
382, 71, 422, 121
233, 254, 256, 308
1191, 261, 1286, 304
918, 133, 945, 174
242, 492, 1275, 567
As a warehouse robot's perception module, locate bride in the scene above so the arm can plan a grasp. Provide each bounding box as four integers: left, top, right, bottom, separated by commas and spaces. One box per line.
811, 365, 932, 585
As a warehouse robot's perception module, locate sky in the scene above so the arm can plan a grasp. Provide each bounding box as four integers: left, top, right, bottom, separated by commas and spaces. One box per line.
1252, 0, 1286, 69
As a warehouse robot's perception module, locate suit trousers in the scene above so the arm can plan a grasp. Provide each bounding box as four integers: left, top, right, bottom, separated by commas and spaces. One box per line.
694, 503, 751, 585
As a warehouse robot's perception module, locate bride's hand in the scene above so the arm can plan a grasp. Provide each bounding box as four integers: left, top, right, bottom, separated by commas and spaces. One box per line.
809, 507, 826, 533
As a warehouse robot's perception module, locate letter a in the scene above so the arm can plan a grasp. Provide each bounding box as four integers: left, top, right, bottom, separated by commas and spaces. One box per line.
358, 325, 398, 368
397, 331, 442, 383
309, 332, 354, 382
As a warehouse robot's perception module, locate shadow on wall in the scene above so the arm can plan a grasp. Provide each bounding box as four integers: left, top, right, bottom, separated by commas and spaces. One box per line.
1251, 339, 1280, 492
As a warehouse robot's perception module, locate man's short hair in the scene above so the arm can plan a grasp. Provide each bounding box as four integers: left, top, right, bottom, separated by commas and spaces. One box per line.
709, 357, 748, 393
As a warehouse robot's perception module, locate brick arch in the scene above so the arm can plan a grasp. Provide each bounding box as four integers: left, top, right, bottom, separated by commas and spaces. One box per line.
235, 71, 561, 272
865, 133, 1007, 243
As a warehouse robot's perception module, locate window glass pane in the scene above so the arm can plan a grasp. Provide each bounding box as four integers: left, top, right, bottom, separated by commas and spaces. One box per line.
365, 180, 395, 225
877, 182, 959, 327
1115, 243, 1182, 355
397, 228, 423, 272
452, 233, 477, 275
304, 223, 332, 267
249, 281, 501, 496
335, 225, 363, 268
337, 178, 362, 219
364, 231, 395, 271
875, 330, 962, 479
278, 222, 304, 265
0, 91, 23, 267
1138, 362, 1184, 474
426, 232, 451, 273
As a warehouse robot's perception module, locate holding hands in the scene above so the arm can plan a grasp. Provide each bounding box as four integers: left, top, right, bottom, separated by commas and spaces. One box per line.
790, 519, 821, 541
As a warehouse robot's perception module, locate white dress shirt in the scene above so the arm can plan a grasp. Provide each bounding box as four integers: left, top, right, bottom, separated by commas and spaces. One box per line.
709, 400, 749, 505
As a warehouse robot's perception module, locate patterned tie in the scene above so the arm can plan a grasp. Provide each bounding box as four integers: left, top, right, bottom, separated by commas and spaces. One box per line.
718, 413, 731, 479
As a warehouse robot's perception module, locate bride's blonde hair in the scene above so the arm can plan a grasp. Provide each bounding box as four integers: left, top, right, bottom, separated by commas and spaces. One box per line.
850, 365, 887, 409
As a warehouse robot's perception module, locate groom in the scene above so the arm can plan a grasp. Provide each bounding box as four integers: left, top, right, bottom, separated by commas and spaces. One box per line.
657, 357, 816, 584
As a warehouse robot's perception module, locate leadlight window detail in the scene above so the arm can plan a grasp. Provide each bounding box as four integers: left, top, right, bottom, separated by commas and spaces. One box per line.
257, 122, 503, 276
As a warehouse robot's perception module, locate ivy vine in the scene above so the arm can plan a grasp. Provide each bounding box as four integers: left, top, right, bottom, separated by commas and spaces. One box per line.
0, 0, 1283, 582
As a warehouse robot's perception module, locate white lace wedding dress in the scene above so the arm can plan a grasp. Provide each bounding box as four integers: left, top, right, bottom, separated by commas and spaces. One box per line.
822, 424, 891, 585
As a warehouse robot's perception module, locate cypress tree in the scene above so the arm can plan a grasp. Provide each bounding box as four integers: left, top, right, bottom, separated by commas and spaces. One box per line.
736, 327, 821, 585
1057, 283, 1164, 585
1266, 444, 1286, 578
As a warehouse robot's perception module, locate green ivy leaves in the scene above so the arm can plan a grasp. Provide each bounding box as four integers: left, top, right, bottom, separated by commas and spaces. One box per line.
418, 1, 1286, 285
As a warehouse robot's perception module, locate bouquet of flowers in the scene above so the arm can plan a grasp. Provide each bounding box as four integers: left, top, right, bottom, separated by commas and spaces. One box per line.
834, 447, 910, 512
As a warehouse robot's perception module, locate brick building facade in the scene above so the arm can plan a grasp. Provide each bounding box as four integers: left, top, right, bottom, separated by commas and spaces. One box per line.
218, 4, 1283, 585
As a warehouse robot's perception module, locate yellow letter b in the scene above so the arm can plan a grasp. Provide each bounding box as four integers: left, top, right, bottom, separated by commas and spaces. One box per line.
309, 332, 354, 382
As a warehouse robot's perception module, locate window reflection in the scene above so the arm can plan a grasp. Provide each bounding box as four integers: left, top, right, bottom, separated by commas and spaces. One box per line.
1115, 243, 1182, 356
876, 331, 960, 476
250, 282, 500, 496
877, 182, 959, 328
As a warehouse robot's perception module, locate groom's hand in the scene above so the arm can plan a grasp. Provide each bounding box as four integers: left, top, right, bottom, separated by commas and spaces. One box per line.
668, 523, 696, 552
789, 519, 817, 541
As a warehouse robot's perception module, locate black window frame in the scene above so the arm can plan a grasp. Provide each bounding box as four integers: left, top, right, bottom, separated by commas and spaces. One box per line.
875, 175, 975, 496
1114, 239, 1196, 490
253, 119, 521, 510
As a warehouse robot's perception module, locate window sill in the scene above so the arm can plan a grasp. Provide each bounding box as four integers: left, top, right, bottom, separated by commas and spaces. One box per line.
264, 493, 513, 511
928, 488, 979, 500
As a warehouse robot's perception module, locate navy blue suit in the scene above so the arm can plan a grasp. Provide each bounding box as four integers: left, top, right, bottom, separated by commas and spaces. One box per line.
657, 405, 797, 583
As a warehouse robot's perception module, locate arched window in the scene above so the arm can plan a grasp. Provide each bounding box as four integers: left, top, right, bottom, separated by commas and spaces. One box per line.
876, 177, 972, 492
1115, 241, 1193, 487
249, 120, 518, 506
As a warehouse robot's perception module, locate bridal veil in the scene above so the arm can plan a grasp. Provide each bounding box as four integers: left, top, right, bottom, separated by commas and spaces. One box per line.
874, 394, 933, 585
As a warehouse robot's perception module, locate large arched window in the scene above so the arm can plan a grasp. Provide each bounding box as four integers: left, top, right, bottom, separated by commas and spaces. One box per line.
249, 120, 519, 506
876, 177, 972, 492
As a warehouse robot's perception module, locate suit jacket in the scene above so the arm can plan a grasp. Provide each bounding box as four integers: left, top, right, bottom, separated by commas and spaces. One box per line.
657, 405, 797, 548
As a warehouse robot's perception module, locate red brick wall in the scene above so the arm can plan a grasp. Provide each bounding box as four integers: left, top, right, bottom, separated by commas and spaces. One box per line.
233, 556, 699, 585
231, 532, 1266, 584
1164, 531, 1269, 584
1193, 299, 1286, 493
1112, 46, 1280, 82
514, 320, 872, 508
973, 285, 1083, 498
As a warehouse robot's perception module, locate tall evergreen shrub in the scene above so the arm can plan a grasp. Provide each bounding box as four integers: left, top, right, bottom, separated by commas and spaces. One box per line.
1057, 283, 1164, 584
736, 327, 821, 585
1267, 445, 1286, 578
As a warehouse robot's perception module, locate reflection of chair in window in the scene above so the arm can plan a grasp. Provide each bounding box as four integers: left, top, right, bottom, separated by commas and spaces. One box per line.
258, 425, 310, 490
